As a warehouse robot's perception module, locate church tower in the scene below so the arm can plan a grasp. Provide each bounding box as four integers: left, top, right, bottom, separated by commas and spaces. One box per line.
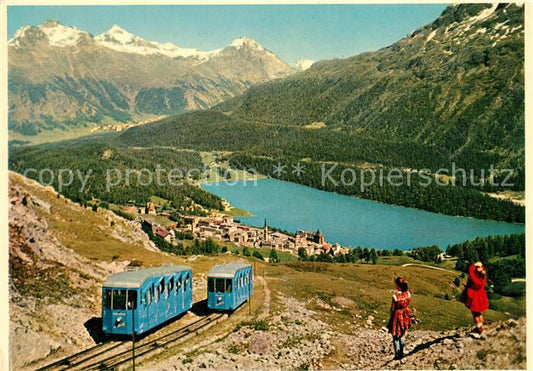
263, 218, 269, 241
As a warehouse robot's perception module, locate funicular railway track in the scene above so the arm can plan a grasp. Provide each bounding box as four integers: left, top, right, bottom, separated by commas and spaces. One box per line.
36, 341, 127, 371
37, 312, 227, 371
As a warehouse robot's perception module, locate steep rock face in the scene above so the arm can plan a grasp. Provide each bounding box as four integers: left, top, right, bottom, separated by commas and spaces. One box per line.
8, 21, 294, 136
217, 3, 524, 158
7, 172, 155, 369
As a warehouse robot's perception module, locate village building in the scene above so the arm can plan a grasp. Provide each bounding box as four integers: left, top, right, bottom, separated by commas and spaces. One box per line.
146, 201, 156, 215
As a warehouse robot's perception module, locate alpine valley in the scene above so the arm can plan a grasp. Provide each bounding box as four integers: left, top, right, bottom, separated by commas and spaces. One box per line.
9, 3, 525, 223
8, 20, 294, 139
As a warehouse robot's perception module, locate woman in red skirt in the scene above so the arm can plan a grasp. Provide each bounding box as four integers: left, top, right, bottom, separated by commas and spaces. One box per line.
388, 277, 412, 360
463, 262, 489, 333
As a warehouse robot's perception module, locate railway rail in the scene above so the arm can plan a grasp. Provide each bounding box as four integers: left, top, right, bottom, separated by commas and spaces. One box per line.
37, 312, 227, 371
35, 341, 127, 371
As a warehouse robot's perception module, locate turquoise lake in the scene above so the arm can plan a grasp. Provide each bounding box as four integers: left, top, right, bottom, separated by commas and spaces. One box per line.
202, 178, 525, 250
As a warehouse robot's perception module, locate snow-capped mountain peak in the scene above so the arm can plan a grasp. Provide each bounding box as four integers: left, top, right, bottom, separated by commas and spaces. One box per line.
13, 25, 31, 39
95, 25, 150, 49
230, 36, 265, 51
101, 24, 137, 43
8, 25, 31, 48
40, 20, 89, 47
9, 21, 281, 62
9, 20, 89, 48
95, 25, 217, 59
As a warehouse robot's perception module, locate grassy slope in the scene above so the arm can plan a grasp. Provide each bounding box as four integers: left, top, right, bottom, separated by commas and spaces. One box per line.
263, 262, 524, 332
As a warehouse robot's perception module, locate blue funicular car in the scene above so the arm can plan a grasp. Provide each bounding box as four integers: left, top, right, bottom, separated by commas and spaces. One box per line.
207, 262, 253, 311
102, 265, 192, 335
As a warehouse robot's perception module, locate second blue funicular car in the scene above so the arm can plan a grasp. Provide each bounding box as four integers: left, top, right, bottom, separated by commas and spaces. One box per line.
207, 262, 253, 311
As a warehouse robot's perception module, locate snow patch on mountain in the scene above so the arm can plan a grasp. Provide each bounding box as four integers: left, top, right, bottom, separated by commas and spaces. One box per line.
469, 3, 498, 23
8, 26, 31, 48
95, 25, 169, 56
94, 26, 276, 60
40, 20, 89, 47
9, 21, 89, 48
294, 58, 315, 71
426, 29, 437, 42
230, 36, 265, 51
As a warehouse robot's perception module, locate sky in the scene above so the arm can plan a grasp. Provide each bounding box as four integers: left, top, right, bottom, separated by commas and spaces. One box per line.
8, 4, 449, 65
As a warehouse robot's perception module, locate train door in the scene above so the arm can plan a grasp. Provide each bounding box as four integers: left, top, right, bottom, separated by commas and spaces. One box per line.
140, 286, 148, 331
126, 290, 137, 333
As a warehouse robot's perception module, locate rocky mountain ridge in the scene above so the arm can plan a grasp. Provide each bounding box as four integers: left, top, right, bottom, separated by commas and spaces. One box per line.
8, 171, 160, 369
8, 20, 294, 137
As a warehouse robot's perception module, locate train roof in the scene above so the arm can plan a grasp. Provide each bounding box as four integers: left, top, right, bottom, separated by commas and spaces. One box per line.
208, 262, 251, 278
103, 265, 191, 288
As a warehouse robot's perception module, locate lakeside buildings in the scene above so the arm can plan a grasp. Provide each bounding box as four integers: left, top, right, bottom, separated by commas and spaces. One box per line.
139, 212, 348, 257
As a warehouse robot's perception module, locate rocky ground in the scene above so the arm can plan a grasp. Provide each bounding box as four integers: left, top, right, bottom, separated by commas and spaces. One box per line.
8, 174, 131, 369
335, 317, 526, 370
148, 284, 526, 370
154, 294, 334, 370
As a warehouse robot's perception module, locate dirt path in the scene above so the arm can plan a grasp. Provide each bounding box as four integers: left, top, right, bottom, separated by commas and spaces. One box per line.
401, 263, 455, 273
255, 275, 271, 319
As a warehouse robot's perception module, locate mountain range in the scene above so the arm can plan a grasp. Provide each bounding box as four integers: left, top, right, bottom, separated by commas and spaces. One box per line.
8, 20, 294, 137
215, 3, 524, 158
121, 3, 524, 171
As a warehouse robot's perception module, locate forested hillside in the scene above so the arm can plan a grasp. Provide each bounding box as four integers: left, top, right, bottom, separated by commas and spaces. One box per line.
9, 143, 223, 215
217, 3, 524, 161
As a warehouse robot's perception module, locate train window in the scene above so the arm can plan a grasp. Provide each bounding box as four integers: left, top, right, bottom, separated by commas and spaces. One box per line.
104, 290, 112, 309
113, 289, 127, 310
169, 277, 174, 292
208, 278, 215, 292
240, 275, 243, 288
177, 276, 182, 290
155, 283, 159, 302
127, 290, 137, 310
225, 279, 233, 293
185, 274, 190, 290
215, 278, 225, 293
146, 290, 151, 304
159, 280, 164, 296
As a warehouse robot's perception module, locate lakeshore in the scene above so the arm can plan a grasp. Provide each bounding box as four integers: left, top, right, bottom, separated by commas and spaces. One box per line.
202, 178, 525, 250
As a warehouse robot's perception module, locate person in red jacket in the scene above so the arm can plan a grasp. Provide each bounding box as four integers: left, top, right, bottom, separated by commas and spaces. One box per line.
463, 262, 489, 333
387, 277, 412, 360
